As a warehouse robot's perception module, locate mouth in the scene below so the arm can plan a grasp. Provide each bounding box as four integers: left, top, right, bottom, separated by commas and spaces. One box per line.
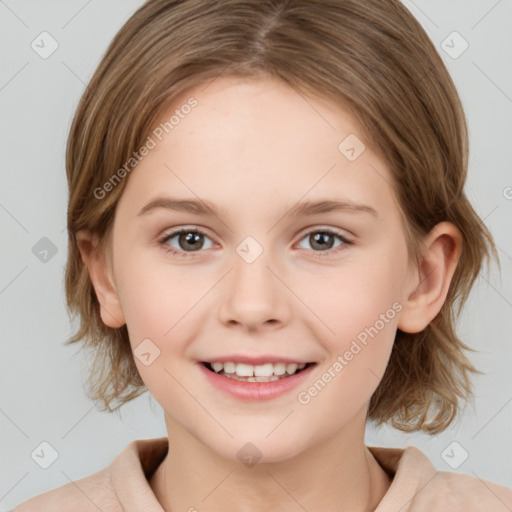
201, 361, 317, 383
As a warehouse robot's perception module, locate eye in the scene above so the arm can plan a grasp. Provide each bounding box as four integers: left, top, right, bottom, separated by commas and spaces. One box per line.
158, 227, 352, 259
296, 228, 351, 257
158, 228, 214, 258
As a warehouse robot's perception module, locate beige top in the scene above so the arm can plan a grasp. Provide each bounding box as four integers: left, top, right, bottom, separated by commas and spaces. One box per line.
12, 437, 512, 511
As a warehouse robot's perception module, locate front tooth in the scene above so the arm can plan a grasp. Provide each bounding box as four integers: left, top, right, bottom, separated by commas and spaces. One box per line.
254, 363, 274, 377
223, 362, 236, 374
272, 362, 286, 375
236, 363, 254, 377
286, 363, 298, 375
211, 362, 224, 373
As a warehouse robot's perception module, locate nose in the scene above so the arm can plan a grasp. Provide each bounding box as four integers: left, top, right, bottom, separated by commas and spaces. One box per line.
217, 245, 291, 332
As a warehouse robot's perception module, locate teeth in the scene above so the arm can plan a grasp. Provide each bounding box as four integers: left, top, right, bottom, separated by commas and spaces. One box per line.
223, 362, 236, 374
211, 362, 224, 373
253, 363, 274, 377
286, 363, 298, 375
273, 363, 286, 376
225, 374, 281, 382
207, 361, 309, 377
254, 376, 279, 382
236, 363, 254, 377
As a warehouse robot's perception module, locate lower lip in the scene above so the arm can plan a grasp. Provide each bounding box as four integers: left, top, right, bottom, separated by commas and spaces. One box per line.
198, 362, 317, 401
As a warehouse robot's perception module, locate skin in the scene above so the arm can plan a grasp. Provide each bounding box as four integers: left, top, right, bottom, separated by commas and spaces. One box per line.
77, 76, 462, 511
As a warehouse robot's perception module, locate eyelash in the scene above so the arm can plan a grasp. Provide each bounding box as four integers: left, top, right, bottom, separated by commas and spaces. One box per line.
157, 227, 352, 259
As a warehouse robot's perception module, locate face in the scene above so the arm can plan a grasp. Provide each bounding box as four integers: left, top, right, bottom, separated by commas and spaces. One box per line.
103, 76, 416, 463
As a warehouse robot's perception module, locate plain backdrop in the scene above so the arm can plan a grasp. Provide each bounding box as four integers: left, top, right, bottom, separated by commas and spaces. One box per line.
1, 1, 511, 509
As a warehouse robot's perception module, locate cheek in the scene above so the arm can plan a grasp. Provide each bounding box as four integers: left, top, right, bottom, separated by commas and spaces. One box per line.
315, 263, 403, 339
114, 249, 209, 346
113, 249, 220, 400
116, 258, 199, 403
296, 266, 402, 419
305, 244, 407, 382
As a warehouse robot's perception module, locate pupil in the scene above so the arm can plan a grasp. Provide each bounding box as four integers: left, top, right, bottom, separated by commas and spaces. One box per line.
181, 232, 202, 250
312, 232, 333, 250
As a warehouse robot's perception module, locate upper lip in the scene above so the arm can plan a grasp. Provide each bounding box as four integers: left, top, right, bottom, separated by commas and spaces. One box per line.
200, 355, 315, 365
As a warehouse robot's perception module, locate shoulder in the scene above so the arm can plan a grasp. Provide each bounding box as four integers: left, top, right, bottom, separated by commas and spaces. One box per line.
11, 437, 168, 512
369, 445, 512, 512
415, 469, 512, 511
11, 466, 123, 512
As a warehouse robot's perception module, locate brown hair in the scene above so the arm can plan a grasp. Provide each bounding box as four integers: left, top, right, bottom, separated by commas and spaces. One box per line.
64, 0, 497, 434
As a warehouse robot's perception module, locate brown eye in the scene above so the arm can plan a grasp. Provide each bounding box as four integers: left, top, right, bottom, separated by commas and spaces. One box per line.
297, 228, 351, 257
176, 231, 205, 251
159, 228, 214, 256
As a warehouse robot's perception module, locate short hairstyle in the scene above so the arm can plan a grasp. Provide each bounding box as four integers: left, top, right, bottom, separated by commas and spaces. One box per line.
64, 0, 497, 434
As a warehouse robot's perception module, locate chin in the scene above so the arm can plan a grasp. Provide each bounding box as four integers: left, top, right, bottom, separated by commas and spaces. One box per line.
215, 434, 307, 466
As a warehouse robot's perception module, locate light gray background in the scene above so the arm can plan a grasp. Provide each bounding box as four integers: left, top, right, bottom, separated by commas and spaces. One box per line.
1, 1, 511, 509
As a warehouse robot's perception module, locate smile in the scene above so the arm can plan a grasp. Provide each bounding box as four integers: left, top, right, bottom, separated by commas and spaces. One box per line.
202, 361, 313, 382
199, 361, 318, 400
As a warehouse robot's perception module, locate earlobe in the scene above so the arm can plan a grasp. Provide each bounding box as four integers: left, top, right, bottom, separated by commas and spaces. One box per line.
75, 230, 126, 328
397, 222, 462, 333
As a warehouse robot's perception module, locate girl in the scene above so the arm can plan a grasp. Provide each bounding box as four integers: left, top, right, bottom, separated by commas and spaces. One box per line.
13, 0, 512, 510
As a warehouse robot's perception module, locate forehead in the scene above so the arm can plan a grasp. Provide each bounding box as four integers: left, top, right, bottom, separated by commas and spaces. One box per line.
116, 76, 399, 224
165, 75, 363, 159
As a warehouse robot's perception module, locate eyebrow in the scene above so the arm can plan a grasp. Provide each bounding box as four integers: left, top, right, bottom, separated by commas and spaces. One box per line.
137, 196, 378, 218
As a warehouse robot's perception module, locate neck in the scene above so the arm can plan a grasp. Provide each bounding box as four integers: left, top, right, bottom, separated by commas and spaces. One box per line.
150, 408, 392, 512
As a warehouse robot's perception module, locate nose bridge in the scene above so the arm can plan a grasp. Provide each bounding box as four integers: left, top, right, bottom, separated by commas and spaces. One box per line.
218, 234, 289, 329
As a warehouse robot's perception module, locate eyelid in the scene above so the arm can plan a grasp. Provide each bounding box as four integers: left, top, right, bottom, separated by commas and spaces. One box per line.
157, 224, 216, 242
296, 224, 354, 242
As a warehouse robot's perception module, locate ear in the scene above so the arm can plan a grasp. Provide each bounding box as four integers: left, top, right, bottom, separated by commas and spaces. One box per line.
75, 230, 126, 328
397, 221, 462, 333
